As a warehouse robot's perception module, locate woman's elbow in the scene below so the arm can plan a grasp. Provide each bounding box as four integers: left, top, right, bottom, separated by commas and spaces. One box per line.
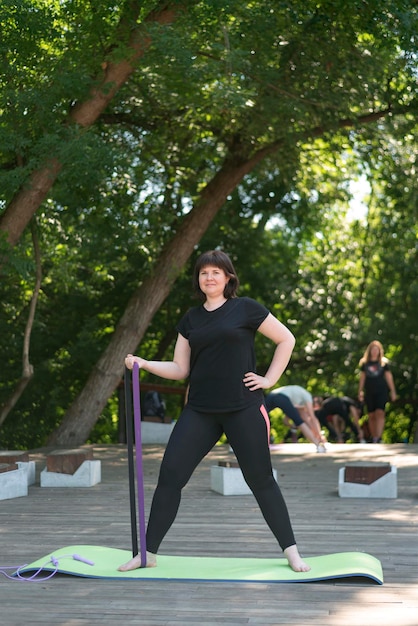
287, 330, 296, 349
174, 365, 190, 380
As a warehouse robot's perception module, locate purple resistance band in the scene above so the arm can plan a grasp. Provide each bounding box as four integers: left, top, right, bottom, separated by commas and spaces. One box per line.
124, 367, 138, 557
132, 362, 147, 567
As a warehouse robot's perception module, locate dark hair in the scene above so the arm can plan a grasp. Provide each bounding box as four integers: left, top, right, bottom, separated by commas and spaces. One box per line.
192, 250, 239, 301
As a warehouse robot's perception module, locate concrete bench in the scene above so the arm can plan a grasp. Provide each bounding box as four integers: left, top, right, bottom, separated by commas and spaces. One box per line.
141, 419, 175, 444
0, 451, 35, 485
143, 415, 172, 424
211, 461, 278, 496
0, 463, 28, 500
41, 449, 101, 487
338, 461, 397, 498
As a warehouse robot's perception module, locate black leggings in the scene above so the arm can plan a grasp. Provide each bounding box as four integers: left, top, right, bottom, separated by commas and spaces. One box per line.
145, 403, 296, 554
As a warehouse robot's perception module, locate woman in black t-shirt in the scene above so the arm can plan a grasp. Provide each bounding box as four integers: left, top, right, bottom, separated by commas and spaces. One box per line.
118, 250, 310, 573
358, 340, 397, 443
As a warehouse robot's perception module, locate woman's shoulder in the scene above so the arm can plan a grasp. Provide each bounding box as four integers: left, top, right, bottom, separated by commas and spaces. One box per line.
236, 296, 267, 308
177, 304, 203, 328
233, 296, 270, 324
233, 296, 269, 312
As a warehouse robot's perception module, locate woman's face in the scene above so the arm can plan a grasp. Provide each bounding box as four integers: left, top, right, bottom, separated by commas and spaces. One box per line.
199, 264, 230, 299
369, 344, 381, 360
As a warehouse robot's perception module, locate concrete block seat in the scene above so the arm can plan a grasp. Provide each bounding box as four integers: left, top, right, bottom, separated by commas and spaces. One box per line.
0, 450, 35, 486
211, 461, 278, 496
41, 448, 101, 487
141, 416, 175, 444
338, 461, 397, 498
0, 462, 28, 500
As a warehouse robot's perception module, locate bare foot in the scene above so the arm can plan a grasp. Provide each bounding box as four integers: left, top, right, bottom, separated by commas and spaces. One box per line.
284, 545, 311, 572
117, 551, 157, 571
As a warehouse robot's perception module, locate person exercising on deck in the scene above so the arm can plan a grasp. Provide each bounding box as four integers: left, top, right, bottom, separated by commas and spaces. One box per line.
118, 250, 311, 573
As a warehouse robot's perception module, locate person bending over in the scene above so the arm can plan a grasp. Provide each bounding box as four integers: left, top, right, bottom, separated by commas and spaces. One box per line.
273, 385, 327, 450
313, 396, 364, 443
265, 388, 326, 452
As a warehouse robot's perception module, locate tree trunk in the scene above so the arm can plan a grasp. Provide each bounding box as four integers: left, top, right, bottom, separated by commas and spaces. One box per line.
0, 160, 63, 247
47, 151, 267, 445
0, 2, 182, 247
46, 106, 396, 446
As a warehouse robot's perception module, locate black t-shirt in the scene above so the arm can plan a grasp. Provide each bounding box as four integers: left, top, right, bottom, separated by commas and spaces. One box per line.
361, 361, 390, 395
316, 396, 357, 421
316, 397, 346, 421
177, 297, 269, 412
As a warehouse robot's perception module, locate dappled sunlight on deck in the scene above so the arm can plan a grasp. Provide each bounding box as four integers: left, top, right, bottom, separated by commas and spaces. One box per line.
0, 443, 416, 625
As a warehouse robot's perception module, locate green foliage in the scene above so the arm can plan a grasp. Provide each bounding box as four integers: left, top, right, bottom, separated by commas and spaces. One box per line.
87, 393, 119, 445
1, 0, 417, 447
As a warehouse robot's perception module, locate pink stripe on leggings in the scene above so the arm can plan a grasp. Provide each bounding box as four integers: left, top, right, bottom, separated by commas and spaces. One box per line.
260, 404, 270, 442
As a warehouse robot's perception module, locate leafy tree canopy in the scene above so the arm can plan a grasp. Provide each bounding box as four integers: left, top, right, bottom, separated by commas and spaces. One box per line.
0, 0, 417, 447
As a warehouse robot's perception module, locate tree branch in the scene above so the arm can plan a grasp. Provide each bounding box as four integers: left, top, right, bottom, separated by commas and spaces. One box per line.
0, 219, 42, 427
0, 2, 185, 248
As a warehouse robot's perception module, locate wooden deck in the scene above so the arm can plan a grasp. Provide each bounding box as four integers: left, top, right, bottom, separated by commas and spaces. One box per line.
1, 442, 417, 626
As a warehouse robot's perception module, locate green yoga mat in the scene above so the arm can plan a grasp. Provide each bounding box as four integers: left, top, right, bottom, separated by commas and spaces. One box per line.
16, 545, 383, 584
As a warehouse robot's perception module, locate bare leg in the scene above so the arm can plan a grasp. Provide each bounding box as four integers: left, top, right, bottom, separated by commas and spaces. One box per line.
306, 402, 327, 444
284, 544, 311, 572
373, 409, 386, 441
117, 551, 157, 571
332, 415, 345, 443
299, 422, 323, 447
368, 411, 377, 440
298, 407, 327, 446
350, 406, 364, 441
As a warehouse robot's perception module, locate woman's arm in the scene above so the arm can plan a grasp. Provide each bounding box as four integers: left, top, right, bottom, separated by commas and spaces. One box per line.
243, 313, 295, 391
125, 333, 191, 381
358, 371, 366, 402
384, 370, 397, 401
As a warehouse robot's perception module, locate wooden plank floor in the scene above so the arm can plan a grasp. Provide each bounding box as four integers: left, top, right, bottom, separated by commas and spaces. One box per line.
1, 442, 417, 626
